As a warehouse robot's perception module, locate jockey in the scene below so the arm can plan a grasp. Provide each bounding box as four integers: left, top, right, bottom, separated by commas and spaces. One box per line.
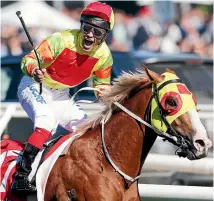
11, 2, 114, 194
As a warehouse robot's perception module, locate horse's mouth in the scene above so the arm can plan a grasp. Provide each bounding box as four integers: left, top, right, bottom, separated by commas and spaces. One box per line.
167, 129, 208, 160
186, 149, 208, 160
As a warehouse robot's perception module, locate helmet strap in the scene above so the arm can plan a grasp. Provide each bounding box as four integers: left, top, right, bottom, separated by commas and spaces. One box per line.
98, 33, 108, 45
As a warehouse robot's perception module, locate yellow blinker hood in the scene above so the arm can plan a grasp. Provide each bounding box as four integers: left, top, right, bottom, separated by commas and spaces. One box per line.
151, 72, 196, 132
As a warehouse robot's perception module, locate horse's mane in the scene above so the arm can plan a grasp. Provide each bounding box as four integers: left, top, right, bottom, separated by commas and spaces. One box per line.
76, 70, 149, 134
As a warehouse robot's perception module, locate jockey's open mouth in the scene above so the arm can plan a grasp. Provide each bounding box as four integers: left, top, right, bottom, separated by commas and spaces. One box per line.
81, 34, 97, 52
83, 37, 95, 51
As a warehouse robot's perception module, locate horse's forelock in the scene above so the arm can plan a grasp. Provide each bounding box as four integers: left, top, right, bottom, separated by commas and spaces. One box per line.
76, 70, 149, 134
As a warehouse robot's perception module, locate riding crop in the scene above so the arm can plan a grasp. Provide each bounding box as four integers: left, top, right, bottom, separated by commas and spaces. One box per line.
16, 11, 43, 94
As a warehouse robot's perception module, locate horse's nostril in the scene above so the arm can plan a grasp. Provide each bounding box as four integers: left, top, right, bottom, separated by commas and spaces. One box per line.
195, 139, 205, 147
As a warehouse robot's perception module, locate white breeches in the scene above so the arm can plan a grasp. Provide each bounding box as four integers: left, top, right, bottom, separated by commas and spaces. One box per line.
17, 76, 87, 134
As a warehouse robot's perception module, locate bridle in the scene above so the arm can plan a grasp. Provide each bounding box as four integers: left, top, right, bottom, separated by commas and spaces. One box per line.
67, 81, 195, 188
100, 78, 195, 187
152, 79, 194, 152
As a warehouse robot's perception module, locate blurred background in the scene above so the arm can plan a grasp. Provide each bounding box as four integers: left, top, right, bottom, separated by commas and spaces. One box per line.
1, 1, 213, 56
1, 1, 213, 201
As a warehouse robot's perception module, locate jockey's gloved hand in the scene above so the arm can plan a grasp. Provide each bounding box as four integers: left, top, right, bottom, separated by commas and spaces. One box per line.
32, 68, 46, 83
97, 85, 112, 101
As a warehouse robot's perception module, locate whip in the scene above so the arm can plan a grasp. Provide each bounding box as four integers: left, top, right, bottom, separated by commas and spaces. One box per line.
16, 11, 43, 94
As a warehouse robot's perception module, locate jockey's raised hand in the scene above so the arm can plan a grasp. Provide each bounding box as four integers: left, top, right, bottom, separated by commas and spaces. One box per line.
33, 68, 46, 83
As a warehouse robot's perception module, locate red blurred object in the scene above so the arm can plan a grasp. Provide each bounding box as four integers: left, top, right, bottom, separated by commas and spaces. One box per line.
138, 6, 152, 17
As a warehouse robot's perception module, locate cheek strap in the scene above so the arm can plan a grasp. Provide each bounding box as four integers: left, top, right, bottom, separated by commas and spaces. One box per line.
153, 79, 183, 136
98, 33, 108, 45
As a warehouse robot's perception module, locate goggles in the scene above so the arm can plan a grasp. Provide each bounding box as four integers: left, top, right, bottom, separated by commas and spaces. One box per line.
81, 22, 107, 39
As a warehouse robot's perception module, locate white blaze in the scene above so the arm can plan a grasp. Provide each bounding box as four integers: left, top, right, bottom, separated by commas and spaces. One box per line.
188, 110, 212, 152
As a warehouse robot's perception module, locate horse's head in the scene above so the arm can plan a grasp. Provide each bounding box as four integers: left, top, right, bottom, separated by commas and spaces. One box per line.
145, 67, 212, 160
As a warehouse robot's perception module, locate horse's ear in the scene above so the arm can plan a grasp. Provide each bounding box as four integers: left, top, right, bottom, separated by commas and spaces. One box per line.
143, 65, 164, 83
165, 68, 176, 75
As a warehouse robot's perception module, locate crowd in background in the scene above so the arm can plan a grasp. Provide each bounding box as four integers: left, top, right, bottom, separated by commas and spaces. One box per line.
1, 2, 213, 58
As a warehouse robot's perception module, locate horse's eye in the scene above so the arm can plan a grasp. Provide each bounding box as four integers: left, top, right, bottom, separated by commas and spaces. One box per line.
161, 93, 182, 115
166, 99, 177, 107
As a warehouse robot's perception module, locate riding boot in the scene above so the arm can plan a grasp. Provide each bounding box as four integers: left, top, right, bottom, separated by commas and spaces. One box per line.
11, 143, 40, 194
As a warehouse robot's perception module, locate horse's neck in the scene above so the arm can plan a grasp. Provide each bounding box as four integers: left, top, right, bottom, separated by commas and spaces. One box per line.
104, 86, 153, 178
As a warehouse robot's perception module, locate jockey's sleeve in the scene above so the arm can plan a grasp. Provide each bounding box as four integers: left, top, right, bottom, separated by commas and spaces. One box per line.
21, 32, 64, 76
92, 51, 113, 96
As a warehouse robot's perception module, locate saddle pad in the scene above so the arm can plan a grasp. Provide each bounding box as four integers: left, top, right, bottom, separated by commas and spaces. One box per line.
0, 140, 26, 201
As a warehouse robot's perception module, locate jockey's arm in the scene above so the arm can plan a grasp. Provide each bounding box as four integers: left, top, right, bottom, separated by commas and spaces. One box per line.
21, 32, 64, 77
92, 53, 113, 99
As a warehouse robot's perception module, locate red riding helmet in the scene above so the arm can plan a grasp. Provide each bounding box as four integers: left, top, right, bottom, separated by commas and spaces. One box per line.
81, 2, 114, 31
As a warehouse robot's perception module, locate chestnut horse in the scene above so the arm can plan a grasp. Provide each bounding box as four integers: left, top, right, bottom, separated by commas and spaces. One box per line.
44, 68, 212, 201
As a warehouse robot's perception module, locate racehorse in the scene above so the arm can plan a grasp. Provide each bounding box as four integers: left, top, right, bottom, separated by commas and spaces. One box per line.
44, 67, 212, 201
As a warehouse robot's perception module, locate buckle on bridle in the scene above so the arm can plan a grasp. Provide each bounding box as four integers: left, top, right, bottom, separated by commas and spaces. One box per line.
175, 148, 188, 158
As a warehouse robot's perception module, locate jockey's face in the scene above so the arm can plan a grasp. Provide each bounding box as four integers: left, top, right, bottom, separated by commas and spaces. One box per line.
81, 22, 107, 52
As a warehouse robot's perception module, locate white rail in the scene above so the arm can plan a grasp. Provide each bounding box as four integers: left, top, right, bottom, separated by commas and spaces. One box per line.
0, 102, 213, 117
138, 184, 213, 200
143, 154, 213, 175
0, 104, 17, 137
0, 101, 211, 123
